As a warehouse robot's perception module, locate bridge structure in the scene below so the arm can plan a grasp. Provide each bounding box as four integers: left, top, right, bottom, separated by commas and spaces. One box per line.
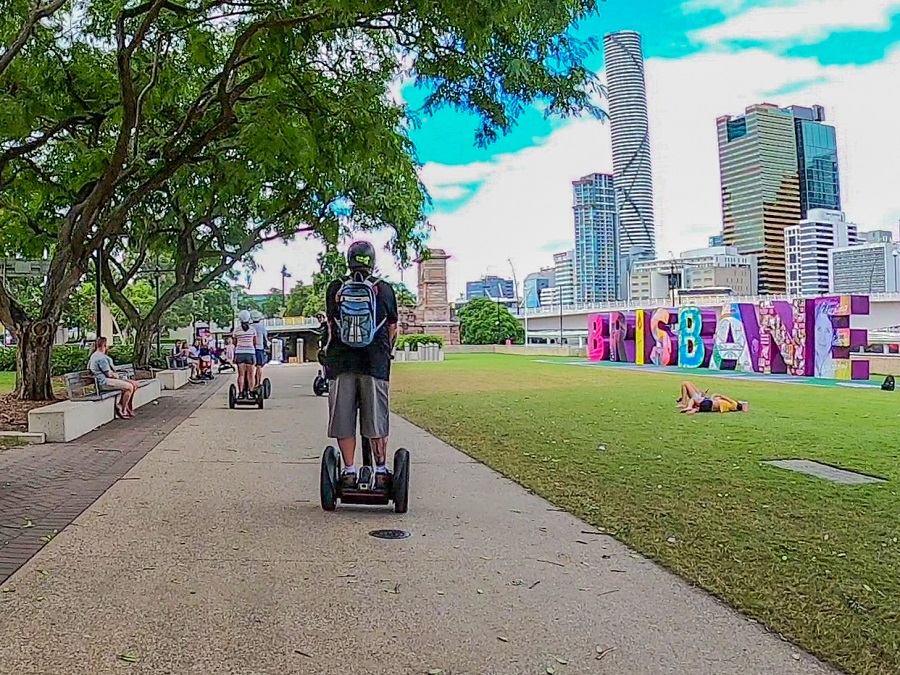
516, 292, 900, 347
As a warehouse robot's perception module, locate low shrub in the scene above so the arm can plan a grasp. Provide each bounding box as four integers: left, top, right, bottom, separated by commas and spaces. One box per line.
395, 334, 444, 351
0, 342, 164, 375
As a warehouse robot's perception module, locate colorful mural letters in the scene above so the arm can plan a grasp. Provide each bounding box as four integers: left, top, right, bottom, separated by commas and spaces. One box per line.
586, 295, 871, 381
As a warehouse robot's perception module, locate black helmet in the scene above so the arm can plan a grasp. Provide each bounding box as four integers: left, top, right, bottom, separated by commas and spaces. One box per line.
347, 240, 376, 271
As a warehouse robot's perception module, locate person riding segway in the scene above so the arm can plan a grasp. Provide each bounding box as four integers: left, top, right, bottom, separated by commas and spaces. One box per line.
251, 310, 272, 399
319, 240, 409, 512
228, 310, 264, 409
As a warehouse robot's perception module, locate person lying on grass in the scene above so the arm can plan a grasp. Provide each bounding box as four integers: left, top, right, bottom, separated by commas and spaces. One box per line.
678, 381, 749, 414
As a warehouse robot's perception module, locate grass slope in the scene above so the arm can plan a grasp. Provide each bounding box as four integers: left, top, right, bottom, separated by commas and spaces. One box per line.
392, 354, 900, 675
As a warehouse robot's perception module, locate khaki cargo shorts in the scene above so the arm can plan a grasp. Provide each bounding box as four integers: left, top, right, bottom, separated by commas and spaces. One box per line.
327, 373, 390, 439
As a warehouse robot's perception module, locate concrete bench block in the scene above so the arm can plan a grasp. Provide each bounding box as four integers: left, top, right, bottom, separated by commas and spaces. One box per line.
28, 378, 162, 443
29, 400, 115, 442
158, 368, 190, 390
133, 378, 161, 406
0, 431, 46, 444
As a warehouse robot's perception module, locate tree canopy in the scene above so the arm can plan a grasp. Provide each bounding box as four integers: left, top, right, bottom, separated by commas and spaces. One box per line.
0, 0, 602, 398
457, 297, 524, 345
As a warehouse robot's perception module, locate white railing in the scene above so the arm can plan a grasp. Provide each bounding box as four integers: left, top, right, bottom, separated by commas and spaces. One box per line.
519, 292, 900, 318
262, 317, 320, 328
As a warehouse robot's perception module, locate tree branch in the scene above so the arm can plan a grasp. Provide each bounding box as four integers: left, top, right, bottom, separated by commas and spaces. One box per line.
0, 0, 67, 80
0, 277, 32, 331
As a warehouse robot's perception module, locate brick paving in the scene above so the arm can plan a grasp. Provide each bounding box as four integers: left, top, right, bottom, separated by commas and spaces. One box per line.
0, 377, 225, 584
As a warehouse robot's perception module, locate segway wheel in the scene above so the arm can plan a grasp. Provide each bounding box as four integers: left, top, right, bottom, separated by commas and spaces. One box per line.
257, 388, 264, 409
320, 446, 341, 511
228, 384, 237, 409
361, 436, 373, 467
263, 378, 272, 399
392, 448, 410, 514
313, 376, 326, 397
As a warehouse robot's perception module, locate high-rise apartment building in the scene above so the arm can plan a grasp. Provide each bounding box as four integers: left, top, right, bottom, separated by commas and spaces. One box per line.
573, 173, 619, 303
550, 249, 575, 306
603, 30, 656, 268
717, 103, 801, 294
784, 209, 858, 296
786, 105, 841, 218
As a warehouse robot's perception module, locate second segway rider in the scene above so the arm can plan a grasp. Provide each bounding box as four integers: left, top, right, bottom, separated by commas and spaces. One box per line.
233, 310, 258, 397
251, 310, 269, 391
321, 240, 398, 490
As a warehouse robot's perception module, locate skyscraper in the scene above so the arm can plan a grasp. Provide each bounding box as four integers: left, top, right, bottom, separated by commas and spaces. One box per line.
717, 104, 801, 294
603, 30, 656, 266
787, 105, 841, 218
573, 173, 619, 303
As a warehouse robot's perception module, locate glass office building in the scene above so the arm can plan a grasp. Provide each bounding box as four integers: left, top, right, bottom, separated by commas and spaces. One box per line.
716, 104, 801, 294
787, 105, 841, 218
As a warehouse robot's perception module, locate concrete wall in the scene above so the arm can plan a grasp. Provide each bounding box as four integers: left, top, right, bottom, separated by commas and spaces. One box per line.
444, 345, 587, 358
855, 354, 900, 376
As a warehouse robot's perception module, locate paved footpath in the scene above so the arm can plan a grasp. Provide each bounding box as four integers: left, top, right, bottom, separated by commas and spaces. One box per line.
0, 364, 837, 675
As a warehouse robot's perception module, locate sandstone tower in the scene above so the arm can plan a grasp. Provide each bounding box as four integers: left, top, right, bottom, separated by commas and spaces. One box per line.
398, 248, 460, 344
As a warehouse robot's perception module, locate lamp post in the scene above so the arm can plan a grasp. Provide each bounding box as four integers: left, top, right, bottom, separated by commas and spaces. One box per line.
558, 292, 563, 345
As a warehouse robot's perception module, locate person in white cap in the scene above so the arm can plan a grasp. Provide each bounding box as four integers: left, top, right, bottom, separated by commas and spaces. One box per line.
232, 310, 258, 397
250, 310, 268, 391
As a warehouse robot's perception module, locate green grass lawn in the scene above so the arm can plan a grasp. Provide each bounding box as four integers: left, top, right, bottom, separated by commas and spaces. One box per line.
392, 354, 900, 675
0, 371, 14, 394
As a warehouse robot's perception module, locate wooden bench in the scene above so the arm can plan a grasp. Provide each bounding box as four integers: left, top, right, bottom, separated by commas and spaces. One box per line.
29, 366, 161, 442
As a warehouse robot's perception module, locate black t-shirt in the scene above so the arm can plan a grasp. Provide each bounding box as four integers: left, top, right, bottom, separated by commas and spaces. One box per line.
324, 276, 398, 381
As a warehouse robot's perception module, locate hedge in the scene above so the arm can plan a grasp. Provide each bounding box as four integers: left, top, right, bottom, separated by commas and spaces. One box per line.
395, 334, 443, 351
0, 344, 167, 376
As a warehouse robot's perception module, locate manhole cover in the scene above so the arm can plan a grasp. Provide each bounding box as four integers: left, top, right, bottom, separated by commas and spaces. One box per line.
369, 529, 411, 540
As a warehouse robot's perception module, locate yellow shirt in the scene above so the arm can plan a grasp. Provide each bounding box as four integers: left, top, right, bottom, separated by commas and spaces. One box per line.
717, 398, 738, 413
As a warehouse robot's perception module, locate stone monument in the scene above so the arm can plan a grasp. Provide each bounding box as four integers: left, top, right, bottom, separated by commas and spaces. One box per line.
398, 248, 460, 345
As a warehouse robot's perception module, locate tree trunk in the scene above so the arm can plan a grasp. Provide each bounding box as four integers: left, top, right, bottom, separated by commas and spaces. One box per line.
132, 322, 155, 368
15, 319, 56, 401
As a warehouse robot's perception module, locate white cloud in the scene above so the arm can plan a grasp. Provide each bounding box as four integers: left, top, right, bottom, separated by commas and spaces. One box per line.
690, 0, 900, 45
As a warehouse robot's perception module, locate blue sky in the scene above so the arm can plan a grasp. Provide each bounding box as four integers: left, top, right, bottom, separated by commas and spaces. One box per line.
252, 0, 900, 298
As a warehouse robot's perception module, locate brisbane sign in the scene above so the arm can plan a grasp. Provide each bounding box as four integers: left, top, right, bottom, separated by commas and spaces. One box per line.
587, 295, 870, 381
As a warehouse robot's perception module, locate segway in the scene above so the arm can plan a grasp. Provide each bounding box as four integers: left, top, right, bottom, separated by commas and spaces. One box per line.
260, 351, 272, 399
228, 382, 264, 410
320, 437, 410, 513
313, 370, 329, 396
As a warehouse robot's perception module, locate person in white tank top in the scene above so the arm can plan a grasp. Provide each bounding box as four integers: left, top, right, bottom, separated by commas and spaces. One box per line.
232, 311, 258, 396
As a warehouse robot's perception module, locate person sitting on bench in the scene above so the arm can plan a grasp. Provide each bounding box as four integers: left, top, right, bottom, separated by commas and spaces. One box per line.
88, 337, 139, 419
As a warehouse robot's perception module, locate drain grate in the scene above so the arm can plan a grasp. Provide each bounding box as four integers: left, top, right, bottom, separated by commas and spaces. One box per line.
369, 529, 411, 540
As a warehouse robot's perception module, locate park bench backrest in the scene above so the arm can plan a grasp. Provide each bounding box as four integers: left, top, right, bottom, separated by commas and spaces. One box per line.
115, 364, 135, 379
64, 370, 99, 399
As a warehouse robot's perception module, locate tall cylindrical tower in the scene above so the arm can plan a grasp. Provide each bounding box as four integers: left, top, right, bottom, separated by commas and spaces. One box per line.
603, 30, 657, 263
